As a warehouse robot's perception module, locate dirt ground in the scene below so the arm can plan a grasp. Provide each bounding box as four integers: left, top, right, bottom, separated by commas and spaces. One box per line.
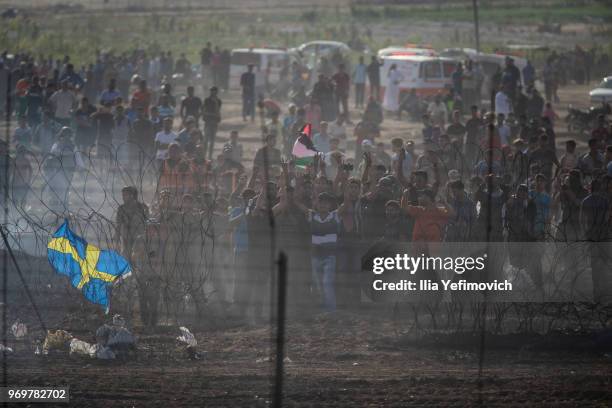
208, 81, 598, 167
4, 306, 612, 407
3, 69, 612, 407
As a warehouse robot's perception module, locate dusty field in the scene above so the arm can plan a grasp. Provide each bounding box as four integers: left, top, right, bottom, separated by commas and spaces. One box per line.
4, 306, 612, 407
210, 82, 596, 167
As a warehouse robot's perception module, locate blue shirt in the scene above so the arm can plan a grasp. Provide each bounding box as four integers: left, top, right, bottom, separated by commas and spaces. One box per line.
352, 64, 367, 84
176, 128, 190, 146
529, 190, 550, 235
522, 64, 535, 84
99, 89, 122, 105
313, 132, 331, 153
59, 72, 85, 88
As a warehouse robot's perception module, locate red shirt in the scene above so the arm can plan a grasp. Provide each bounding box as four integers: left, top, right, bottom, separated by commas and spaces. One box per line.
404, 205, 450, 242
131, 89, 152, 114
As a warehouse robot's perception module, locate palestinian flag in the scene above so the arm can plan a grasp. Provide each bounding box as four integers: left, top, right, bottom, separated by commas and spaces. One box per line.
292, 123, 317, 168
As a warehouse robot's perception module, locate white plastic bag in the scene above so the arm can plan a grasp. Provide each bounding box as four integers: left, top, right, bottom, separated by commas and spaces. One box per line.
11, 320, 27, 339
69, 338, 95, 357
177, 327, 197, 347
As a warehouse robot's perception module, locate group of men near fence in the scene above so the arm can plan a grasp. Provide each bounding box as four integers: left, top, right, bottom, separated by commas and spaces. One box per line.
1, 46, 612, 328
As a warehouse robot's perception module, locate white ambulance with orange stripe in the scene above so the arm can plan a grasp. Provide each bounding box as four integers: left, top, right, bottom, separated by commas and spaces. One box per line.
379, 54, 460, 98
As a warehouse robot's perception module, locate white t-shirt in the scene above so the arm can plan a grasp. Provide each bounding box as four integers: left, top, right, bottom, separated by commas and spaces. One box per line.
50, 90, 76, 119
155, 131, 178, 160
495, 91, 512, 116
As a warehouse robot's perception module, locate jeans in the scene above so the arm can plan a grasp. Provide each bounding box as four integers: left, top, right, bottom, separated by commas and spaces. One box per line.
311, 255, 336, 312
242, 94, 255, 120
354, 83, 365, 108
203, 121, 218, 160
336, 93, 349, 118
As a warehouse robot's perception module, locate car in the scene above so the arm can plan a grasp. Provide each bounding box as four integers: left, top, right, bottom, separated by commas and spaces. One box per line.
229, 48, 297, 91
294, 41, 351, 57
589, 76, 612, 104
291, 41, 351, 72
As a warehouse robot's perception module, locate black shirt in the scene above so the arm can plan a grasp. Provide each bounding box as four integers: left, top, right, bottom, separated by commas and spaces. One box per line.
367, 61, 381, 84
202, 96, 222, 124
447, 123, 466, 140
465, 117, 483, 144
240, 72, 255, 97
181, 96, 202, 119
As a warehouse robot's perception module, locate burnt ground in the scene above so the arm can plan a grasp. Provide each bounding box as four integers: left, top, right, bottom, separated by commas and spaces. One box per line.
3, 299, 612, 407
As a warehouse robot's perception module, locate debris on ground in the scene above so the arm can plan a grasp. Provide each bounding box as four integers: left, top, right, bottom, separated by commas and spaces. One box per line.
69, 338, 95, 357
177, 327, 197, 347
42, 330, 73, 355
11, 320, 27, 339
255, 356, 293, 363
96, 315, 136, 357
176, 327, 203, 360
0, 344, 13, 353
69, 337, 117, 360
91, 344, 116, 360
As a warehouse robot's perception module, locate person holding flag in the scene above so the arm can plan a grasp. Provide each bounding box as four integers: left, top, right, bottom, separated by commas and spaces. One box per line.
291, 123, 319, 170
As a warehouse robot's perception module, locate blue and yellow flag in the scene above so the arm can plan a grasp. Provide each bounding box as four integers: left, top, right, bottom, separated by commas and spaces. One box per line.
47, 220, 131, 311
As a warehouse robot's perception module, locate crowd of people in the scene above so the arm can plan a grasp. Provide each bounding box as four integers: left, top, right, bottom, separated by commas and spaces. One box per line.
1, 42, 612, 328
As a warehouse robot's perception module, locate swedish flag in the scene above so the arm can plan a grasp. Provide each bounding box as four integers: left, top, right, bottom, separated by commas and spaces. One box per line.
47, 220, 131, 311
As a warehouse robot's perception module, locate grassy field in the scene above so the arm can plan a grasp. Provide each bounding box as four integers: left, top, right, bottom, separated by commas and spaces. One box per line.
0, 0, 610, 66
348, 1, 612, 24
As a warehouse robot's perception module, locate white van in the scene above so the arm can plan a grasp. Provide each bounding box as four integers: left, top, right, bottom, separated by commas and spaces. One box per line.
377, 46, 437, 58
229, 48, 294, 91
380, 55, 460, 98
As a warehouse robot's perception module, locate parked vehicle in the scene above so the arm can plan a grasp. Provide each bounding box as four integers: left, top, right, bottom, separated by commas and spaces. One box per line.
379, 55, 460, 99
377, 45, 437, 58
589, 76, 612, 104
229, 48, 296, 92
566, 102, 611, 135
291, 41, 351, 74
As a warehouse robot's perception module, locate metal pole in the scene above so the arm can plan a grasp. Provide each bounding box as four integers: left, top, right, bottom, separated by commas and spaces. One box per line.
2, 68, 11, 405
472, 0, 480, 53
273, 251, 287, 408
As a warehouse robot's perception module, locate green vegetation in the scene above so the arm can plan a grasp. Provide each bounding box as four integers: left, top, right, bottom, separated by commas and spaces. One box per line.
349, 3, 612, 24
0, 0, 610, 66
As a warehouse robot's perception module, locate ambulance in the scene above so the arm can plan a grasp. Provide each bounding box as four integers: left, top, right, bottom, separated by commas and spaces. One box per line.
379, 54, 460, 98
377, 45, 437, 58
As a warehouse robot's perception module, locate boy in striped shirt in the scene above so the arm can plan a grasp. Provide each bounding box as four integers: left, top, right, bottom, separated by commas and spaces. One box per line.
308, 192, 340, 312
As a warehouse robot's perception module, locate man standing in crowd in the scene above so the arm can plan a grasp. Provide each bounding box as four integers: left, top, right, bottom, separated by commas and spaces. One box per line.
240, 64, 256, 122
367, 56, 382, 100
180, 86, 202, 127
49, 80, 76, 126
332, 63, 350, 121
202, 86, 222, 160
352, 56, 367, 109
